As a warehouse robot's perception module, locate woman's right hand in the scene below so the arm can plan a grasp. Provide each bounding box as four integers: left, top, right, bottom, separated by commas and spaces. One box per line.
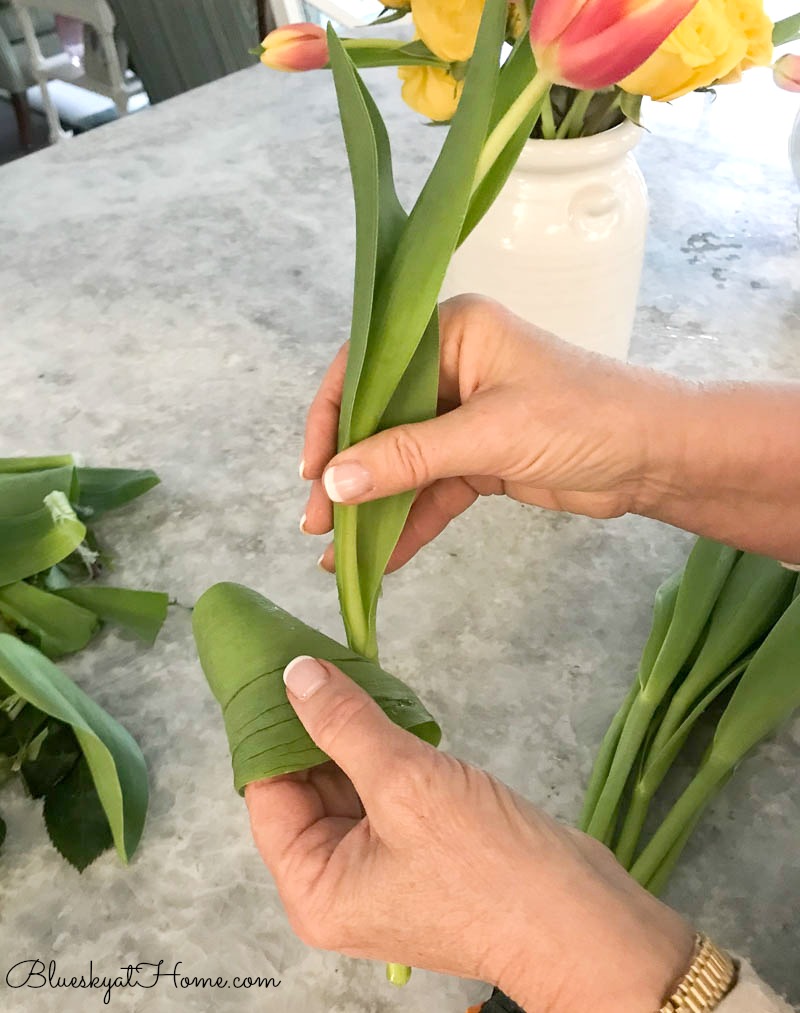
300, 295, 687, 572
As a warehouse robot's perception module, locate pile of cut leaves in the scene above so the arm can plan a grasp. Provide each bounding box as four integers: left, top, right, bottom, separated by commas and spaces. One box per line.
0, 455, 167, 871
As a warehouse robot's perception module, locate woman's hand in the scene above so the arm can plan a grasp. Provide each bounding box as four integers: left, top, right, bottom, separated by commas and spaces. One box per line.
246, 657, 694, 1012
300, 295, 686, 572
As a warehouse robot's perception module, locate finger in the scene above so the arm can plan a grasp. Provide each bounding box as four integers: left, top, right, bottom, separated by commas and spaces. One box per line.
281, 656, 427, 803
321, 392, 509, 506
385, 477, 479, 572
302, 343, 348, 480
316, 477, 479, 572
245, 774, 333, 877
318, 541, 334, 572
302, 479, 333, 535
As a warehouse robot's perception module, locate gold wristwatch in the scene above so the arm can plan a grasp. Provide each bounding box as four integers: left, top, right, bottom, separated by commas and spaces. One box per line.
659, 934, 737, 1013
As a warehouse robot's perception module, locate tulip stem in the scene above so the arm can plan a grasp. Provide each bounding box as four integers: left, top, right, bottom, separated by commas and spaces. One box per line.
540, 94, 556, 139
556, 89, 595, 139
472, 72, 552, 192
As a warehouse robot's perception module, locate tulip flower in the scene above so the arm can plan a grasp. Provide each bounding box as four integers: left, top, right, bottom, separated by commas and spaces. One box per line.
774, 53, 800, 92
530, 0, 702, 89
259, 23, 328, 72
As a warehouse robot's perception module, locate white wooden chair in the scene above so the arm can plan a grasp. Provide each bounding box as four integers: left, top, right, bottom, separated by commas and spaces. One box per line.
12, 0, 139, 142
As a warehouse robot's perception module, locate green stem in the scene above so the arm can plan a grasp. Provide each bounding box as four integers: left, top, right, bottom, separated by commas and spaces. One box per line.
643, 811, 701, 897
584, 692, 659, 844
629, 758, 730, 886
540, 94, 556, 139
613, 653, 751, 868
472, 73, 552, 193
567, 90, 595, 139
387, 963, 412, 986
579, 682, 638, 831
333, 504, 370, 657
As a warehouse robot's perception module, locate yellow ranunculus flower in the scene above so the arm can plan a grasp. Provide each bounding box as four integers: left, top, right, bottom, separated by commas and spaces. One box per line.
620, 0, 773, 102
411, 0, 486, 62
398, 65, 463, 121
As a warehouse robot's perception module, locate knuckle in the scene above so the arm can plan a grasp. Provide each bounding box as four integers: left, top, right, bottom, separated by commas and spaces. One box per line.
313, 692, 373, 755
287, 909, 337, 950
389, 425, 430, 487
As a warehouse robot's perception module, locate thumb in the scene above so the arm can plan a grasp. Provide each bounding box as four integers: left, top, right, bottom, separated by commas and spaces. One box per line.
283, 656, 422, 797
322, 397, 502, 504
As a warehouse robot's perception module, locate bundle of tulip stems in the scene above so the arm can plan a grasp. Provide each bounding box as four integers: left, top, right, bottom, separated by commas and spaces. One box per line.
581, 541, 800, 894
193, 0, 800, 992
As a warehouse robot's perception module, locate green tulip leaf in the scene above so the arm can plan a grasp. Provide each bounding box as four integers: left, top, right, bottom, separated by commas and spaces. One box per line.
0, 635, 148, 863
75, 467, 160, 519
0, 455, 74, 475
328, 30, 440, 655
0, 582, 100, 658
460, 32, 542, 244
347, 0, 506, 443
53, 587, 169, 644
0, 466, 77, 518
0, 493, 87, 587
773, 13, 800, 45
193, 583, 441, 793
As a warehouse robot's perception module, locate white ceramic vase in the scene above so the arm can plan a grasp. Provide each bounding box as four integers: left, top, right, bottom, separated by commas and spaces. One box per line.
442, 120, 648, 361
790, 107, 800, 187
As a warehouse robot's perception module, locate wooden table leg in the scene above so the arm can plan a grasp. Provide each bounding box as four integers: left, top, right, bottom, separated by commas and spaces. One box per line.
10, 92, 32, 150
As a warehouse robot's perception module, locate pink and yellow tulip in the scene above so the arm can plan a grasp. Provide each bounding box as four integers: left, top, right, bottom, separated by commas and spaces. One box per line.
259, 23, 328, 72
530, 0, 702, 89
774, 53, 800, 92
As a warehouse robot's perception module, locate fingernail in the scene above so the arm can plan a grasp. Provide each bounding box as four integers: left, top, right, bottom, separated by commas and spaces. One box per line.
323, 462, 372, 503
284, 656, 329, 700
316, 552, 326, 569
299, 457, 307, 479
299, 513, 308, 534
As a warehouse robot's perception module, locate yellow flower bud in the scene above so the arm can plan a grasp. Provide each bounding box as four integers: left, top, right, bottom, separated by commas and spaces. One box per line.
620, 0, 773, 102
398, 64, 463, 121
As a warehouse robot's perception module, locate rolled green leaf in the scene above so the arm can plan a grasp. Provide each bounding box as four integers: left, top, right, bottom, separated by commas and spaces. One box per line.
53, 587, 169, 644
0, 493, 87, 587
75, 467, 160, 519
192, 583, 441, 794
0, 582, 100, 658
0, 635, 148, 863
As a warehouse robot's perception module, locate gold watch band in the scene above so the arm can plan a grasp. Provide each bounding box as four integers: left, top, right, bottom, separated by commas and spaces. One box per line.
659, 934, 737, 1013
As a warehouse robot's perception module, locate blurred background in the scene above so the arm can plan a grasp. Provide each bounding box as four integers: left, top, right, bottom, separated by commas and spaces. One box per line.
0, 0, 393, 162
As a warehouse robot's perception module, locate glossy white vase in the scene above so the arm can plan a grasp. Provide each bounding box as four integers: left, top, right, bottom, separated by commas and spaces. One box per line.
442, 120, 648, 360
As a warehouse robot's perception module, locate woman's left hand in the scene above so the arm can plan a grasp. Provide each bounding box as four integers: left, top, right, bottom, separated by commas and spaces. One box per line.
245, 656, 694, 1012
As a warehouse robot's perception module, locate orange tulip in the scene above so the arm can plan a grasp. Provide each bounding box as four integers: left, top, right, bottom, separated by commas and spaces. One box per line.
259, 23, 328, 72
530, 0, 701, 89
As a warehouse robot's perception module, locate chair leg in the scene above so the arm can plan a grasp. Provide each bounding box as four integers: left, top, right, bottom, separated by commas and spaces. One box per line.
10, 92, 32, 149
258, 1, 276, 41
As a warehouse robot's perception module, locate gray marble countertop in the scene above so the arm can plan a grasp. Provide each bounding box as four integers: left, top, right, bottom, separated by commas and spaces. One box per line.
0, 64, 798, 1012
